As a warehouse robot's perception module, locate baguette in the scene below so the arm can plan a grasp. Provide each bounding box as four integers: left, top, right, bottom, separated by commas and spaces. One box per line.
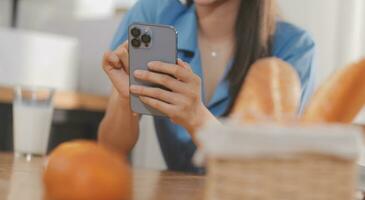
230, 57, 301, 122
303, 59, 365, 123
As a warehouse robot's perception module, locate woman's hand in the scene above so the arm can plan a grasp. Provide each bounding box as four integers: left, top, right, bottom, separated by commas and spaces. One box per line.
102, 41, 130, 100
130, 59, 217, 135
99, 41, 139, 155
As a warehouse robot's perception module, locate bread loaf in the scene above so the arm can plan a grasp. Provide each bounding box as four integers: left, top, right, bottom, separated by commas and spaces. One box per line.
230, 57, 301, 122
303, 59, 365, 123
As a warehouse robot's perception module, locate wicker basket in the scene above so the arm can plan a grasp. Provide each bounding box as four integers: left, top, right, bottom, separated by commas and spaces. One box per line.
195, 122, 362, 200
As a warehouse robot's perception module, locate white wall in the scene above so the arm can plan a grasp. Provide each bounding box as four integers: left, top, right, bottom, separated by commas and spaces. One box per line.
18, 16, 122, 95
115, 0, 137, 8
0, 0, 120, 95
0, 0, 10, 27
278, 0, 340, 86
280, 0, 365, 125
362, 3, 365, 55
279, 0, 365, 86
0, 28, 79, 90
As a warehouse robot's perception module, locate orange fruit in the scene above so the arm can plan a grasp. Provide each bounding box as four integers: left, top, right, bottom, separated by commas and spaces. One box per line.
43, 140, 132, 200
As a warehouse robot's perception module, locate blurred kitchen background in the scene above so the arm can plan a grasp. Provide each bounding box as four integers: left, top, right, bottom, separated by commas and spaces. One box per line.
0, 0, 365, 170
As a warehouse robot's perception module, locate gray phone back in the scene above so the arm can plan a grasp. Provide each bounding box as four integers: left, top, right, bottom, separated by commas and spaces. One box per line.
129, 23, 177, 116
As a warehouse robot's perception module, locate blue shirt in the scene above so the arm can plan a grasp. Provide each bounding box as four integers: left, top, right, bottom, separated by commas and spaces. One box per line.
111, 0, 316, 173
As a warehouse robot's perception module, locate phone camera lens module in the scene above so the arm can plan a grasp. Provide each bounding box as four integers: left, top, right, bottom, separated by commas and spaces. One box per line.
131, 38, 141, 48
131, 27, 141, 37
141, 34, 151, 44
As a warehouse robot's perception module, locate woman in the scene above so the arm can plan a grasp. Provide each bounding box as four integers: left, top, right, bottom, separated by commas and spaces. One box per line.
99, 0, 315, 173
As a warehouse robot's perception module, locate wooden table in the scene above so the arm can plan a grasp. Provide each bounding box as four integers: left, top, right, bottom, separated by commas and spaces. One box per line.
0, 153, 205, 200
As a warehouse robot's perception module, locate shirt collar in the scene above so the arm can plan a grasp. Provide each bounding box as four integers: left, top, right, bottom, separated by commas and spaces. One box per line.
175, 4, 197, 53
207, 60, 233, 108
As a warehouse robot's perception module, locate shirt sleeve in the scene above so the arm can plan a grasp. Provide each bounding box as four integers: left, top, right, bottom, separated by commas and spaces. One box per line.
110, 0, 157, 50
274, 26, 316, 114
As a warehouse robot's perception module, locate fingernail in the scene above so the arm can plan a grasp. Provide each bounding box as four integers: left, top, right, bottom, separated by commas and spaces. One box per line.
130, 85, 139, 92
148, 61, 157, 67
110, 54, 119, 63
134, 70, 143, 77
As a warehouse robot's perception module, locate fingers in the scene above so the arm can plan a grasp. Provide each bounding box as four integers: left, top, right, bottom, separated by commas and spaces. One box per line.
101, 41, 130, 98
139, 96, 175, 115
133, 70, 188, 93
114, 41, 129, 72
102, 41, 129, 72
147, 60, 192, 82
130, 85, 182, 104
102, 51, 122, 71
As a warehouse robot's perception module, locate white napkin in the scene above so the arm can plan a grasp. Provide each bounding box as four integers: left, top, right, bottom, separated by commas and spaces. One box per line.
194, 120, 363, 166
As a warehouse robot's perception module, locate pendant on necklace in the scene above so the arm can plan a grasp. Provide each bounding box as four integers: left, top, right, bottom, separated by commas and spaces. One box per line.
211, 51, 217, 57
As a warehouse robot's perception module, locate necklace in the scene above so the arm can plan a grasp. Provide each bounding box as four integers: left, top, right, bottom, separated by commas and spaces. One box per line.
206, 46, 222, 58
205, 46, 233, 59
198, 32, 234, 59
211, 51, 218, 58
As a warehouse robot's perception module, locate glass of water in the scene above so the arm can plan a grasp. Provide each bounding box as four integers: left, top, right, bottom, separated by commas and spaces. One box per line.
13, 86, 55, 159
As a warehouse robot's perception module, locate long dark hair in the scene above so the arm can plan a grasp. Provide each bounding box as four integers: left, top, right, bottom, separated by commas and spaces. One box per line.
186, 0, 276, 115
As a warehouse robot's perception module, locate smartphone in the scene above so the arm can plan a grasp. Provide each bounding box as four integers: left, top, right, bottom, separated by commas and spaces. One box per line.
128, 23, 177, 116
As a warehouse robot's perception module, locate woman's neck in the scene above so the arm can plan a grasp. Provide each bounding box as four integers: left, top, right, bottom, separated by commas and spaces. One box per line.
195, 0, 240, 42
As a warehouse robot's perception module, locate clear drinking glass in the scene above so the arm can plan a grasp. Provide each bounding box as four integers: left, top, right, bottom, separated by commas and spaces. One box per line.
12, 86, 55, 159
